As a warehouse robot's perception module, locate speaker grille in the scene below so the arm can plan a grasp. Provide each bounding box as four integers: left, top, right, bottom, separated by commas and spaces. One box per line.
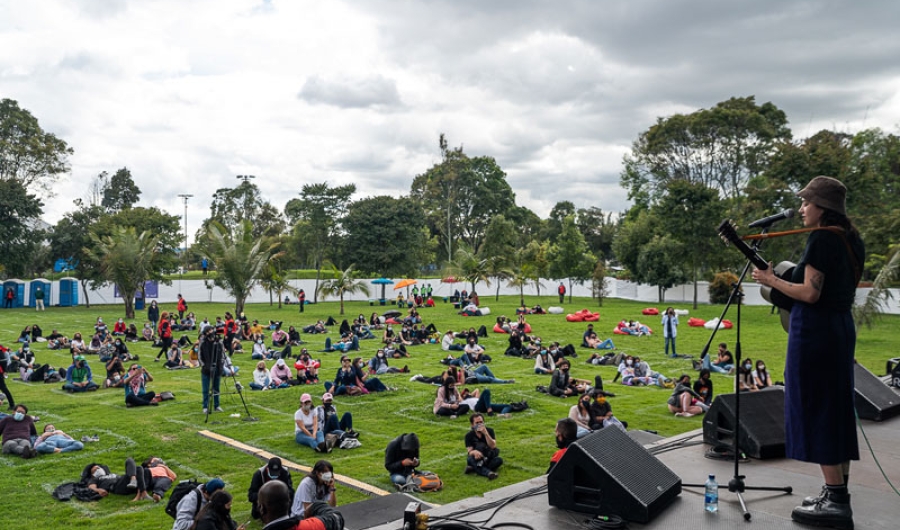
576, 430, 675, 501
854, 363, 900, 421
703, 389, 785, 459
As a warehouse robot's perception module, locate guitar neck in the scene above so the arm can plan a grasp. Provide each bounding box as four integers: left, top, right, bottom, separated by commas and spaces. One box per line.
717, 220, 769, 270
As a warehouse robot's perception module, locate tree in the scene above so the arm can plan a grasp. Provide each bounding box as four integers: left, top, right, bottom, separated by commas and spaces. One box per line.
205, 180, 285, 239
653, 180, 726, 308
259, 258, 296, 309
0, 98, 73, 194
591, 260, 609, 306
341, 195, 431, 277
196, 220, 283, 315
286, 182, 356, 302
621, 96, 790, 206
522, 240, 551, 296
549, 215, 596, 302
576, 206, 618, 261
611, 208, 657, 281
0, 179, 44, 277
446, 245, 491, 295
85, 227, 160, 319
101, 167, 141, 213
48, 205, 106, 307
410, 135, 516, 260
542, 201, 576, 242
479, 215, 517, 300
506, 247, 538, 306
316, 263, 371, 315
636, 235, 689, 303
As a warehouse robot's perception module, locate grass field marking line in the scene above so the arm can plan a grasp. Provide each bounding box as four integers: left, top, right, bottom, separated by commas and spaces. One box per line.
197, 430, 391, 497
249, 403, 291, 416
167, 460, 211, 480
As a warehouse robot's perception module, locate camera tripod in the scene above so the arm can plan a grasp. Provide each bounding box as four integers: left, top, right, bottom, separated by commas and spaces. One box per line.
204, 336, 256, 424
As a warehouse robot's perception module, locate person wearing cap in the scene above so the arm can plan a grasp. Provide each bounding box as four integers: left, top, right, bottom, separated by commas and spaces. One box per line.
172, 478, 227, 530
316, 393, 358, 439
384, 433, 420, 486
752, 175, 864, 528
295, 393, 329, 452
62, 355, 98, 392
248, 457, 294, 520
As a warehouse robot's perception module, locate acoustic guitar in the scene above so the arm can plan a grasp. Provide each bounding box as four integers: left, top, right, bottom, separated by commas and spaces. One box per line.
717, 220, 794, 332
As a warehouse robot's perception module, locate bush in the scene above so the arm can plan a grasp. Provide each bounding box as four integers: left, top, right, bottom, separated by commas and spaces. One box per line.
708, 271, 741, 304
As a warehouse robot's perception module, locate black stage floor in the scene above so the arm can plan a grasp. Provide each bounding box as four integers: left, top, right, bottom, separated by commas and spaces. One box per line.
358, 417, 900, 530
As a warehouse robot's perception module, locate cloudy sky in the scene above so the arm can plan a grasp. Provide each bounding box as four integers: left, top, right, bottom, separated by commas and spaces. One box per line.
2, 0, 899, 236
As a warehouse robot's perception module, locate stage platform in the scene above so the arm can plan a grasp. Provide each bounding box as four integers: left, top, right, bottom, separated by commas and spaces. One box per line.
360, 418, 900, 530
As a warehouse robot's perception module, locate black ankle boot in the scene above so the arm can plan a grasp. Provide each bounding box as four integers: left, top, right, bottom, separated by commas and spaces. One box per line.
802, 485, 827, 507
792, 486, 853, 530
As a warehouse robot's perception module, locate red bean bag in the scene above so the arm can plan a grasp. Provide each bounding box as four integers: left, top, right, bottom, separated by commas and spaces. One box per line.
385, 317, 402, 325
642, 308, 659, 316
566, 313, 584, 322
493, 324, 508, 334
567, 309, 599, 322
722, 319, 733, 329
688, 317, 706, 327
583, 313, 599, 322
613, 327, 629, 335
519, 323, 533, 333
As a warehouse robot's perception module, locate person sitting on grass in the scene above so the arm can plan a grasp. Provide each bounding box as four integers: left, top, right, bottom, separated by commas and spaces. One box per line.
164, 344, 189, 369
70, 332, 88, 356
125, 324, 140, 342
269, 359, 293, 388
252, 338, 275, 360
702, 342, 736, 374
353, 357, 391, 393
250, 361, 276, 390
249, 457, 294, 520
294, 349, 320, 384
385, 433, 420, 487
47, 329, 70, 350
464, 413, 502, 480
752, 359, 776, 390
434, 378, 469, 418
568, 393, 594, 438
34, 423, 84, 454
291, 460, 337, 519
295, 393, 329, 453
322, 334, 359, 353
736, 358, 759, 392
86, 458, 151, 502
585, 332, 616, 350
534, 349, 555, 375
588, 389, 627, 430
0, 404, 38, 459
548, 359, 586, 397
124, 364, 158, 407
271, 326, 289, 347
317, 392, 359, 439
667, 374, 705, 417
63, 356, 99, 392
368, 349, 408, 375
193, 490, 247, 530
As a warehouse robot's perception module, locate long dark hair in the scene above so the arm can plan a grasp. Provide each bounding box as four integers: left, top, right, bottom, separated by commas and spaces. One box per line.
820, 208, 859, 238
191, 490, 233, 530
308, 459, 333, 484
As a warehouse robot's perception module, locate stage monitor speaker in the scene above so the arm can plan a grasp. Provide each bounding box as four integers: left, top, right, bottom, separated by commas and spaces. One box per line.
854, 363, 900, 421
703, 389, 785, 459
547, 426, 681, 524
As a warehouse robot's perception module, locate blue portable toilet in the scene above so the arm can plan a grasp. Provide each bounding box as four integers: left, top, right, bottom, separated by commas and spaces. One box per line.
29, 278, 52, 308
58, 278, 80, 307
2, 279, 26, 308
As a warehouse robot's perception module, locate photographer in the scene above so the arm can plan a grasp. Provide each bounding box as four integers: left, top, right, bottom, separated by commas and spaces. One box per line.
124, 364, 157, 407
199, 327, 225, 414
465, 413, 502, 480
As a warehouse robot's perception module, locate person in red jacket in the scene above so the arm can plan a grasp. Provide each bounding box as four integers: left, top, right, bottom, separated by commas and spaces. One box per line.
224, 312, 238, 354
177, 294, 187, 320
558, 282, 566, 303
154, 312, 173, 361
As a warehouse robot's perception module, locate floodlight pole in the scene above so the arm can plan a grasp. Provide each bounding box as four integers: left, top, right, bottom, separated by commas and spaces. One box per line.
178, 194, 193, 292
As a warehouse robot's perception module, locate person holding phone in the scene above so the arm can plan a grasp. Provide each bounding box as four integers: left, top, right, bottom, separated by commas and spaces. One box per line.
291, 460, 337, 519
464, 413, 502, 480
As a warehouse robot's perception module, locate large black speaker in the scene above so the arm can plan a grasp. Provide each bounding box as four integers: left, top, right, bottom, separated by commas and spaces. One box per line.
854, 363, 900, 421
547, 426, 681, 523
703, 389, 785, 459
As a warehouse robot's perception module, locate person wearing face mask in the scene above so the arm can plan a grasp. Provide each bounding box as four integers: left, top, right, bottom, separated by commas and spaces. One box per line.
548, 359, 585, 397
588, 389, 627, 430
295, 393, 329, 452
693, 368, 714, 408
736, 358, 759, 392
548, 418, 578, 473
0, 404, 38, 458
124, 364, 158, 407
34, 423, 84, 454
465, 413, 503, 480
248, 457, 294, 520
568, 393, 595, 438
86, 458, 151, 502
252, 337, 273, 360
250, 361, 275, 390
753, 359, 776, 389
291, 460, 337, 518
269, 359, 293, 388
325, 356, 368, 396
63, 355, 99, 392
368, 349, 407, 375
165, 344, 189, 369
316, 393, 358, 439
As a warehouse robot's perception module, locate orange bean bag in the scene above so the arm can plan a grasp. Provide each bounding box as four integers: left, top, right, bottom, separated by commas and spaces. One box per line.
613, 327, 629, 335
642, 308, 659, 316
566, 309, 600, 322
565, 314, 583, 322
688, 317, 706, 327
722, 319, 733, 329
493, 324, 507, 334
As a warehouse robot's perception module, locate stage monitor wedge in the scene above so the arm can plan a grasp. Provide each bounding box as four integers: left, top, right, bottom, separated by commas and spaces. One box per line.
703, 389, 786, 459
854, 363, 900, 422
547, 426, 681, 524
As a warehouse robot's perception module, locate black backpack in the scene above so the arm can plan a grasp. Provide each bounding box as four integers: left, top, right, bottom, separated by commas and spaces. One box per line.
165, 480, 201, 519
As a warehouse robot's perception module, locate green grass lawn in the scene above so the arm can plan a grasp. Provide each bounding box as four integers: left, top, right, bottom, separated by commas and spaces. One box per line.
0, 296, 895, 530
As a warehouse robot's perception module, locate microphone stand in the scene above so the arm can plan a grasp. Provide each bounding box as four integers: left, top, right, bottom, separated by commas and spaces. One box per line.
684, 225, 792, 521
205, 337, 256, 423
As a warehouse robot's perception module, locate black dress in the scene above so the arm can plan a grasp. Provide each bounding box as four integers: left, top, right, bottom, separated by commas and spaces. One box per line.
784, 229, 864, 465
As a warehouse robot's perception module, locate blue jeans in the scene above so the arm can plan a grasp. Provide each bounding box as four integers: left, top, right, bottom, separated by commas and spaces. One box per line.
364, 377, 388, 392
664, 336, 676, 356
448, 353, 471, 367
595, 339, 615, 350
295, 429, 324, 449
390, 473, 409, 485
324, 382, 349, 395
472, 388, 511, 415
36, 436, 84, 454
473, 365, 511, 384
702, 355, 733, 374
201, 372, 221, 409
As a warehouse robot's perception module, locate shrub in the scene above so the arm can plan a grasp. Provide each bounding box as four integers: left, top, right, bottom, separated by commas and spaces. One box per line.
708, 271, 741, 304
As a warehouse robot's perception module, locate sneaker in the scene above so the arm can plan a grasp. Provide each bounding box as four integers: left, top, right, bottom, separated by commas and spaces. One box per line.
91, 434, 100, 442
316, 441, 327, 453
464, 465, 475, 474
410, 374, 422, 382
488, 472, 498, 480
214, 407, 224, 413
127, 476, 138, 489
450, 415, 457, 419
202, 408, 209, 414
401, 365, 409, 373
81, 435, 92, 443
154, 358, 159, 362
344, 430, 360, 439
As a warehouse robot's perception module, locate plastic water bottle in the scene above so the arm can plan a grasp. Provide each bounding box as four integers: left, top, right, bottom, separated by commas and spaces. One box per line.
705, 474, 719, 513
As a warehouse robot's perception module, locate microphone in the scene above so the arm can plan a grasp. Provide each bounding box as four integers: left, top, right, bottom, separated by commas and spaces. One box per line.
748, 209, 794, 229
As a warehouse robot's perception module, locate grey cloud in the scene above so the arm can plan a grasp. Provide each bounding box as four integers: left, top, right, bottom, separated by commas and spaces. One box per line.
298, 74, 403, 109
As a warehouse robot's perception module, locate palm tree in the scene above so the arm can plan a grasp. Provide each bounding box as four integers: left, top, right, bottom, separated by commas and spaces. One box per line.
86, 227, 159, 319
446, 245, 491, 294
317, 263, 371, 315
196, 220, 283, 315
854, 245, 900, 328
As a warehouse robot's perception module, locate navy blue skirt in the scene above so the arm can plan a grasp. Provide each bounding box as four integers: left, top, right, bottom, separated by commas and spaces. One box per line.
784, 303, 859, 464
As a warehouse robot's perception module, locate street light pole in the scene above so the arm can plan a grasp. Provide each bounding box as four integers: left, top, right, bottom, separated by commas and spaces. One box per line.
178, 194, 193, 292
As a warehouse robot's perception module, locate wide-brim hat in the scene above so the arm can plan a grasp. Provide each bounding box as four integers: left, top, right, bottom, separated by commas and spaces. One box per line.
798, 175, 846, 216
